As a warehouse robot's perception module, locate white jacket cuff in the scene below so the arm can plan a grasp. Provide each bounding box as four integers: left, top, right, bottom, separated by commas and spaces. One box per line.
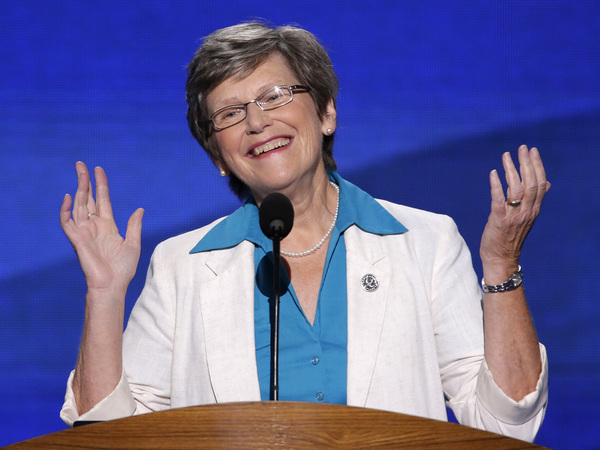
476, 343, 548, 425
60, 369, 137, 427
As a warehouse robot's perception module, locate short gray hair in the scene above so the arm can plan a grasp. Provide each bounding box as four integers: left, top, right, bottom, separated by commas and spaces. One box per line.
186, 22, 339, 199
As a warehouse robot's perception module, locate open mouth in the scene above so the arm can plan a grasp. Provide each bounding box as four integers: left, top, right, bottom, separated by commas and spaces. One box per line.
250, 137, 291, 157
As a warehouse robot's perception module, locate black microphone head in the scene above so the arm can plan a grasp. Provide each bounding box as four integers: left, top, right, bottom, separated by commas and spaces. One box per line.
259, 193, 294, 239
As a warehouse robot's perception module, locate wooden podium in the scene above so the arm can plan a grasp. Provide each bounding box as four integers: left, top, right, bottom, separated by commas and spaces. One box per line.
8, 402, 544, 448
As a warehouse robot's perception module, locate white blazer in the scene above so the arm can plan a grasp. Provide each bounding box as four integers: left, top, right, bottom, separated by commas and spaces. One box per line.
62, 200, 547, 441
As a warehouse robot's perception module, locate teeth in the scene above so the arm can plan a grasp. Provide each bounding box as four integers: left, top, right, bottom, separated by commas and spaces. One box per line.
251, 138, 290, 156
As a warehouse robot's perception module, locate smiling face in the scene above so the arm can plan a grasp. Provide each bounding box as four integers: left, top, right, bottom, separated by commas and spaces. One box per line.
206, 53, 336, 201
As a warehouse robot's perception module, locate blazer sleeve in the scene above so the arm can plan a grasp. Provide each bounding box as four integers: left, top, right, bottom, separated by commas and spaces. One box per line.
429, 214, 548, 441
60, 241, 175, 426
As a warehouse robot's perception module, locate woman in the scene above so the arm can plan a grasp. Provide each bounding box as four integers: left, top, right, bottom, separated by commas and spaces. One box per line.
60, 22, 549, 441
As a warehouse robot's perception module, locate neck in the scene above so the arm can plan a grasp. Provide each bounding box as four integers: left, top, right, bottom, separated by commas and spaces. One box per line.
279, 173, 338, 256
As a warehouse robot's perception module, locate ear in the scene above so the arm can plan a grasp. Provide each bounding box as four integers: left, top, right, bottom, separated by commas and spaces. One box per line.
215, 159, 230, 177
321, 99, 337, 135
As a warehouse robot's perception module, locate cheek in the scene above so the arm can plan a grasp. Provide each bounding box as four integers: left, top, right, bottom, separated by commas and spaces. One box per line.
305, 116, 326, 145
290, 105, 325, 141
214, 132, 239, 161
207, 134, 224, 161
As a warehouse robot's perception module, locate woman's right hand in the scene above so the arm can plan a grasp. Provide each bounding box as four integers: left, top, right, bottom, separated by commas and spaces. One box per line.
60, 161, 144, 296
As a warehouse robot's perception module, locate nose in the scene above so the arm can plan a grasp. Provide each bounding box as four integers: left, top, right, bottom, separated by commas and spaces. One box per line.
245, 102, 272, 133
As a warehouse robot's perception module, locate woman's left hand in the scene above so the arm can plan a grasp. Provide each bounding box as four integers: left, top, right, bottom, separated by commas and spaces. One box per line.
480, 145, 551, 280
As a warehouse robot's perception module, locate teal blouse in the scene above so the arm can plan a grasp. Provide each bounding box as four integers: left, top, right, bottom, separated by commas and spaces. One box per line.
190, 171, 407, 403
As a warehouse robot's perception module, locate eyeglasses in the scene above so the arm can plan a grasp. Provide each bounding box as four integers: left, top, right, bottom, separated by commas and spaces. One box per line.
210, 84, 311, 130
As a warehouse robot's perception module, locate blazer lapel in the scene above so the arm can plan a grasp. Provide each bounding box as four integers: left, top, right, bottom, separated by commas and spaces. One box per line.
345, 226, 392, 407
198, 240, 262, 402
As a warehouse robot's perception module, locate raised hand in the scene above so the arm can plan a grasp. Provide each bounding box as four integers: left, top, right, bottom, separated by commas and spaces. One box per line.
479, 146, 550, 401
60, 162, 144, 295
60, 162, 144, 414
480, 145, 550, 281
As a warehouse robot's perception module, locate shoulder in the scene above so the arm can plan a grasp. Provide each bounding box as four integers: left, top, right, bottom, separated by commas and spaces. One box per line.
375, 199, 459, 237
368, 199, 468, 264
368, 200, 476, 291
151, 216, 228, 261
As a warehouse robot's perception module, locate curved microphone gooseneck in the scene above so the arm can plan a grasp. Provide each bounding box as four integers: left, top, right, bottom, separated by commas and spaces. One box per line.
259, 193, 294, 401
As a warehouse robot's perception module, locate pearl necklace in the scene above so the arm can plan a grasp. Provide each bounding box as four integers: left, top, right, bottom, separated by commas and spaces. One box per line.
281, 181, 339, 258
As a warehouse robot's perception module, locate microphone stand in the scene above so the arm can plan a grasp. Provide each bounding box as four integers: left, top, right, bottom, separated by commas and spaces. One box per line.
259, 192, 293, 402
270, 228, 282, 401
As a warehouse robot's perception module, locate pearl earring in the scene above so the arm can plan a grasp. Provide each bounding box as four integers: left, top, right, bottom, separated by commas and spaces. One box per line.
326, 128, 333, 135
219, 169, 227, 177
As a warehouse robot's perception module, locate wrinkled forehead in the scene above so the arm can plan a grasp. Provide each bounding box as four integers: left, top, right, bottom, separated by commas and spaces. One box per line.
205, 53, 298, 111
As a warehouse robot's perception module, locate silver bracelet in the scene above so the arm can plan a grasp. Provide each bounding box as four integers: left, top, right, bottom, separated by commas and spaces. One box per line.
481, 266, 523, 293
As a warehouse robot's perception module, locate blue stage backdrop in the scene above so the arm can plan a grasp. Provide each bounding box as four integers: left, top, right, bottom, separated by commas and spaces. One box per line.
1, 1, 599, 448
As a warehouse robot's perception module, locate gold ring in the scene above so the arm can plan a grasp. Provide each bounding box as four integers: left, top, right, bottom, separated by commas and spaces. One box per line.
507, 199, 521, 207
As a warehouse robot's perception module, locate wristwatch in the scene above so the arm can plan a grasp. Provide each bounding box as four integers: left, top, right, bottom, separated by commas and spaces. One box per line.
481, 266, 523, 293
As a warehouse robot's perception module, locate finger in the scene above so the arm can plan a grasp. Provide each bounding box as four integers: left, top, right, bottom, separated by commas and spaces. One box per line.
489, 169, 506, 218
60, 193, 81, 244
87, 176, 96, 214
60, 193, 73, 228
529, 147, 550, 208
74, 162, 92, 222
502, 151, 524, 205
517, 145, 539, 208
125, 208, 145, 249
94, 166, 114, 219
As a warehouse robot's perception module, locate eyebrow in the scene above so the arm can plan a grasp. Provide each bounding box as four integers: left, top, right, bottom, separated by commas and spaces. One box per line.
213, 83, 287, 110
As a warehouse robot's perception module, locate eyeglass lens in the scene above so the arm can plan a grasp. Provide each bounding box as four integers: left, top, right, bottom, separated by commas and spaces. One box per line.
212, 85, 294, 130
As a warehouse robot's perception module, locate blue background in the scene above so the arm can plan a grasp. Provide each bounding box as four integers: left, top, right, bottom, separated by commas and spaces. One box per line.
1, 1, 599, 447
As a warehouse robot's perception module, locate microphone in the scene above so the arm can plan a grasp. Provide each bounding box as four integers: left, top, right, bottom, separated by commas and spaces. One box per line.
258, 192, 294, 401
259, 193, 294, 239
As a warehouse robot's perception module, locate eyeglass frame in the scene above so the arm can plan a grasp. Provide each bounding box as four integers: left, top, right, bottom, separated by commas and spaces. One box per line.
209, 84, 311, 131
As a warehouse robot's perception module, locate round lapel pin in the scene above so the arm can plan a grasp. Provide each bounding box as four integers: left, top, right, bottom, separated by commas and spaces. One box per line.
361, 274, 379, 292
